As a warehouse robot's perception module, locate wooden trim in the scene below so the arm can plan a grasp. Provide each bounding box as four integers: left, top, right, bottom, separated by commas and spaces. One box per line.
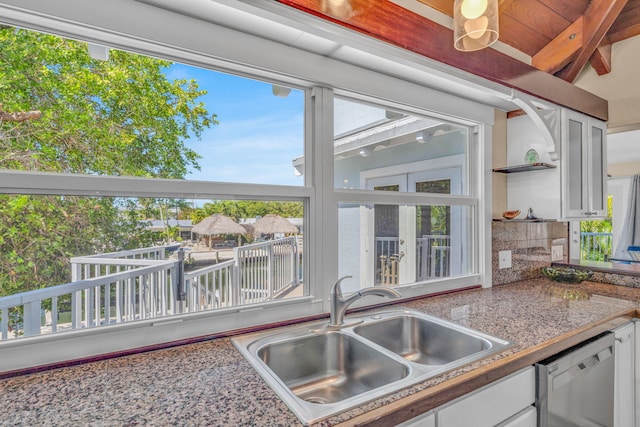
276, 0, 608, 121
506, 109, 527, 119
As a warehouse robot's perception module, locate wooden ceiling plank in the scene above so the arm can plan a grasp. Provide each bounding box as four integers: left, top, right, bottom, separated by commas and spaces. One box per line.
499, 13, 551, 55
498, 0, 518, 15
537, 0, 590, 22
607, 1, 640, 42
416, 0, 452, 16
589, 42, 612, 75
608, 21, 640, 42
532, 17, 584, 74
556, 0, 629, 82
501, 0, 572, 41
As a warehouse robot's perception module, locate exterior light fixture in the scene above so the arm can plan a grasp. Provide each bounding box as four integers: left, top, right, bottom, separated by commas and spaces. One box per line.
453, 0, 499, 52
416, 131, 427, 143
272, 85, 292, 97
292, 157, 304, 176
359, 147, 372, 157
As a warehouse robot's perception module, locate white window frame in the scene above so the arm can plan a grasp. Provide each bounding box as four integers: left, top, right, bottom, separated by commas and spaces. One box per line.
333, 100, 482, 301
0, 0, 495, 370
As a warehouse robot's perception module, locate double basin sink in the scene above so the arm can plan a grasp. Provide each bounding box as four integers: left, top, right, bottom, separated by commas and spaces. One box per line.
232, 308, 512, 425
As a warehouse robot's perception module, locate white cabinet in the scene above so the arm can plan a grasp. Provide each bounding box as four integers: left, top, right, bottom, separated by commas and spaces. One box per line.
615, 322, 635, 427
395, 410, 435, 427
436, 367, 535, 427
398, 367, 535, 427
497, 406, 536, 427
562, 109, 607, 218
505, 108, 607, 220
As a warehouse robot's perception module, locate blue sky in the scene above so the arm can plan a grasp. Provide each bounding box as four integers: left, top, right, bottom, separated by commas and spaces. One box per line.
165, 64, 305, 186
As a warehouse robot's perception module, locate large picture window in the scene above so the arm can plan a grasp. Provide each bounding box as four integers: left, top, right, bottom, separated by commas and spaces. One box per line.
0, 26, 309, 341
333, 96, 478, 294
0, 19, 488, 363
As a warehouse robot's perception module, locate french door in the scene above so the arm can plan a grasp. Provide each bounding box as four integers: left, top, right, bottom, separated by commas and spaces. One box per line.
364, 165, 463, 286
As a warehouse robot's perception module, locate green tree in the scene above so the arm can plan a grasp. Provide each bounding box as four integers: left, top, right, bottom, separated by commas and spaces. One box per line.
580, 195, 613, 261
0, 26, 216, 296
191, 200, 304, 223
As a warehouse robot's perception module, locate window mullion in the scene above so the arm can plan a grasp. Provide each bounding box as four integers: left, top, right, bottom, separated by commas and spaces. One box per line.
308, 87, 337, 308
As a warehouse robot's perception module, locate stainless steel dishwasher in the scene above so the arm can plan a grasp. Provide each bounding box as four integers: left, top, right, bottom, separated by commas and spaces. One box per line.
536, 332, 615, 427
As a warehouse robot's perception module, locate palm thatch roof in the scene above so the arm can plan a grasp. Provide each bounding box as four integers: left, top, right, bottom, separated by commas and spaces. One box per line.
191, 214, 246, 236
252, 214, 298, 235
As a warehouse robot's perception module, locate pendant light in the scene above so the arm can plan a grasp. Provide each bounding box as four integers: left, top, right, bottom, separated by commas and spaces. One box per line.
453, 0, 499, 52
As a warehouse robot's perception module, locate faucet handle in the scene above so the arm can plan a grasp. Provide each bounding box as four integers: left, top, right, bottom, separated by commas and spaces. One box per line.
332, 275, 353, 297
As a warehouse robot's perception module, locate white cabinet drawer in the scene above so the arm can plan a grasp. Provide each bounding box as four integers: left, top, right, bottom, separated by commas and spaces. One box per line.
497, 406, 536, 427
395, 410, 435, 427
437, 367, 535, 427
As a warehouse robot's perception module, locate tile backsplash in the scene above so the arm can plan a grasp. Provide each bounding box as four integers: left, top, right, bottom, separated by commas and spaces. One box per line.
492, 220, 569, 285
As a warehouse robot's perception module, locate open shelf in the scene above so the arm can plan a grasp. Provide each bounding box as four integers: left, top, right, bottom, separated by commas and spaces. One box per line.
492, 163, 556, 173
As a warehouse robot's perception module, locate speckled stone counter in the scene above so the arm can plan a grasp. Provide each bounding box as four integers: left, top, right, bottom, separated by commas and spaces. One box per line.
1, 279, 638, 427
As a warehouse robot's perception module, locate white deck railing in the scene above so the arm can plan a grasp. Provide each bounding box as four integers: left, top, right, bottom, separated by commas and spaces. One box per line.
376, 235, 450, 284
184, 260, 235, 312
0, 238, 301, 341
0, 260, 179, 340
235, 237, 300, 303
417, 235, 450, 279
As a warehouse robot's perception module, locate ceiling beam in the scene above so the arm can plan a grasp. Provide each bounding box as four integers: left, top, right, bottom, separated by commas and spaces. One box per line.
556, 0, 629, 82
532, 17, 583, 74
276, 0, 608, 120
589, 36, 613, 75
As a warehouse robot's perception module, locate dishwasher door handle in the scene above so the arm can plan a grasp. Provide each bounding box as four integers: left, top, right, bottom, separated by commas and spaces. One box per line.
551, 345, 613, 390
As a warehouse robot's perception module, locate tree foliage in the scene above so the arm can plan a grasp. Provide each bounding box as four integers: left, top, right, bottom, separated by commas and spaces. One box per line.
0, 27, 216, 296
580, 195, 613, 261
191, 200, 304, 223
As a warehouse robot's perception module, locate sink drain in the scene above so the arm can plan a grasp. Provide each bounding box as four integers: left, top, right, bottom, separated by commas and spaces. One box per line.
306, 396, 330, 405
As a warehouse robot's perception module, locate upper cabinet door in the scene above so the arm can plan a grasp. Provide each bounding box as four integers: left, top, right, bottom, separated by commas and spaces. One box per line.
589, 122, 607, 216
562, 109, 607, 219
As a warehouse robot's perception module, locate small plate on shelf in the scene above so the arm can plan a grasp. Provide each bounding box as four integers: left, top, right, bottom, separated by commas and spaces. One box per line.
524, 149, 539, 164
502, 210, 520, 219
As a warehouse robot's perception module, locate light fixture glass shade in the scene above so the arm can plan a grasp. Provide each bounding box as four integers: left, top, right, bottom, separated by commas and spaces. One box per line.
454, 0, 499, 51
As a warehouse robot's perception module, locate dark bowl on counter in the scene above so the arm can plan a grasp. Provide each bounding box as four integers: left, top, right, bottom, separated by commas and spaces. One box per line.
541, 266, 594, 284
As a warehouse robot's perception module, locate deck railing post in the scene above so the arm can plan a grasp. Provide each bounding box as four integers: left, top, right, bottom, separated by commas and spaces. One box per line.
23, 300, 42, 337
171, 262, 183, 315
232, 247, 241, 306
1, 308, 8, 340
71, 262, 82, 329
267, 244, 274, 301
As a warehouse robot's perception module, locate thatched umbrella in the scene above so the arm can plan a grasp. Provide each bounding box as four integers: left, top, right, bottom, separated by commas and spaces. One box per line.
192, 214, 246, 248
252, 214, 299, 236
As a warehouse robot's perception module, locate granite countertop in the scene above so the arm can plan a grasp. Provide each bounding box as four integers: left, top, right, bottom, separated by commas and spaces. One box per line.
1, 278, 638, 427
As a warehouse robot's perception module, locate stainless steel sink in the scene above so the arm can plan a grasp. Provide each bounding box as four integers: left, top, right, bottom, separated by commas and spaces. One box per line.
232, 308, 512, 425
354, 314, 492, 365
258, 331, 408, 404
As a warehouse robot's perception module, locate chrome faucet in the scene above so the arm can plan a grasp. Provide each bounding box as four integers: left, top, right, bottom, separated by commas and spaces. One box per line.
329, 275, 401, 328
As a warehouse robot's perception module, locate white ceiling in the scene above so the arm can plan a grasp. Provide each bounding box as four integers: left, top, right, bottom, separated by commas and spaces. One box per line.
575, 36, 640, 133
608, 129, 640, 164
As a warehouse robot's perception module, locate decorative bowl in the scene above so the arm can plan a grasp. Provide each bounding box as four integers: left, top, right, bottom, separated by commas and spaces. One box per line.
540, 266, 593, 284
502, 210, 520, 219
